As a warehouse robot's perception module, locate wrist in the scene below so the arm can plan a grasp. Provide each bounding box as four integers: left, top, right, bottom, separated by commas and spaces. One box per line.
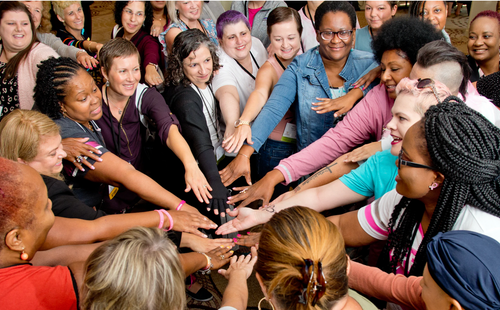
268, 169, 285, 184
240, 145, 254, 157
234, 119, 250, 128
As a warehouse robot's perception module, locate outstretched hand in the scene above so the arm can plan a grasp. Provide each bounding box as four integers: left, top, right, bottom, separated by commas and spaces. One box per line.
344, 141, 382, 163
62, 137, 103, 171
216, 206, 272, 235
168, 210, 218, 238
222, 125, 253, 154
218, 246, 258, 280
219, 154, 252, 187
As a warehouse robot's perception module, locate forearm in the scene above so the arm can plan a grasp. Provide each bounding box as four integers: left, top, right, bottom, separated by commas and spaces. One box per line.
239, 90, 269, 122
218, 90, 241, 137
220, 270, 249, 310
179, 252, 207, 276
32, 243, 102, 267
166, 125, 198, 168
292, 155, 358, 194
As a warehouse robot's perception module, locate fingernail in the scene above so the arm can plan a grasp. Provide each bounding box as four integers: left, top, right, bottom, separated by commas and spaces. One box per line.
247, 232, 251, 235
203, 234, 208, 238
226, 246, 231, 249
233, 238, 238, 242
91, 166, 95, 170
97, 151, 102, 155
237, 234, 241, 237
80, 168, 85, 172
221, 245, 225, 248
98, 158, 103, 161
229, 250, 234, 253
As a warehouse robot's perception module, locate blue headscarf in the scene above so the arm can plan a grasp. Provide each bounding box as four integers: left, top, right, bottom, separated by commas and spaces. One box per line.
426, 231, 500, 309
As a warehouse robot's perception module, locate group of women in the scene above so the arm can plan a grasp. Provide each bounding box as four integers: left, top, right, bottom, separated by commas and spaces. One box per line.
0, 0, 500, 309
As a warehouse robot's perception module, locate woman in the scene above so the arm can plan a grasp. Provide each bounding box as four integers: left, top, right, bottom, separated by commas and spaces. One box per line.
0, 1, 58, 119
97, 38, 212, 213
222, 7, 301, 196
33, 57, 203, 218
230, 1, 287, 48
409, 1, 451, 43
0, 109, 230, 253
219, 1, 379, 188
298, 1, 323, 52
224, 16, 443, 209
149, 1, 168, 37
21, 1, 97, 71
477, 70, 500, 108
217, 77, 451, 238
256, 206, 377, 309
350, 230, 500, 310
163, 29, 232, 230
0, 157, 79, 309
52, 1, 103, 58
160, 1, 218, 56
81, 227, 256, 310
212, 10, 267, 144
112, 1, 163, 87
355, 1, 397, 53
467, 10, 500, 83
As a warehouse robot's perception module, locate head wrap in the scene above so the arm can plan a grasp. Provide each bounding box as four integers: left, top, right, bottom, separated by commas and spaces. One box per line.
426, 231, 500, 309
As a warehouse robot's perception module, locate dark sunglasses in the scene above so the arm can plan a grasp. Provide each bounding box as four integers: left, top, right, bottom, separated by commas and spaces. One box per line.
417, 78, 441, 104
398, 149, 434, 170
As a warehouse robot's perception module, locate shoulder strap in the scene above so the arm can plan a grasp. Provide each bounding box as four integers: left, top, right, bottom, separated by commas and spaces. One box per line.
112, 25, 122, 39
135, 83, 150, 127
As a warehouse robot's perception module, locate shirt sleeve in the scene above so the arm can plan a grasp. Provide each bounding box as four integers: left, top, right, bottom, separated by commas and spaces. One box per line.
349, 261, 426, 310
339, 154, 378, 197
141, 87, 180, 144
212, 53, 238, 93
36, 32, 82, 60
140, 34, 161, 67
357, 189, 402, 240
275, 86, 386, 184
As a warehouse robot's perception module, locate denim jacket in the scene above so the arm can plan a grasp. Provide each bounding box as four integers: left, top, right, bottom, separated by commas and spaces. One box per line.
250, 46, 378, 152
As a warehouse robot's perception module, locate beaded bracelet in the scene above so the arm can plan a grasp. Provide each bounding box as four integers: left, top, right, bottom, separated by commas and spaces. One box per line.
176, 200, 185, 211
160, 209, 174, 231
154, 209, 165, 230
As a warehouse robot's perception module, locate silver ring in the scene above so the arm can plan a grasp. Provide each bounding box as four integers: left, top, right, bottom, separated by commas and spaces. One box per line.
203, 184, 208, 188
220, 254, 225, 259
76, 156, 83, 163
240, 188, 248, 194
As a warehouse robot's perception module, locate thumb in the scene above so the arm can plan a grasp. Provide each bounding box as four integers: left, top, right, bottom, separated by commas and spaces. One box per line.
77, 137, 90, 142
185, 184, 192, 193
244, 173, 252, 186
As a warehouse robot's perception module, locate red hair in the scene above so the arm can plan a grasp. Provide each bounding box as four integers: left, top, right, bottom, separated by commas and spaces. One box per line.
471, 10, 500, 27
0, 157, 37, 250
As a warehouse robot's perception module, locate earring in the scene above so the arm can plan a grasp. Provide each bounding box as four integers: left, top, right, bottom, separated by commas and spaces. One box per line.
258, 297, 275, 310
20, 248, 28, 261
106, 80, 110, 87
429, 182, 439, 190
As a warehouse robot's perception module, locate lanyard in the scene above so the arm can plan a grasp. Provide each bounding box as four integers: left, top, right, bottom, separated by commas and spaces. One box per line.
234, 51, 260, 80
305, 4, 315, 29
274, 54, 286, 71
193, 84, 221, 141
180, 18, 208, 36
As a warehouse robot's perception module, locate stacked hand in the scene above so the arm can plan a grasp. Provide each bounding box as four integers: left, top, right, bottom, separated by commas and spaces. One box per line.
184, 163, 213, 204
168, 210, 217, 238
218, 246, 258, 279
62, 137, 103, 171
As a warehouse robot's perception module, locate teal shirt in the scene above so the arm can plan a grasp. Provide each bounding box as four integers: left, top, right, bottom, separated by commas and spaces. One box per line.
339, 149, 397, 199
355, 26, 373, 53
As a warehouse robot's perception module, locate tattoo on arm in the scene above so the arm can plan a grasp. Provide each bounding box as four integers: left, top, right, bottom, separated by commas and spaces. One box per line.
261, 204, 275, 213
293, 162, 338, 192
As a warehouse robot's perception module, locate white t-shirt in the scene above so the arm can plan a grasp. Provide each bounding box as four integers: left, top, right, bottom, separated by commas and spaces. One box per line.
298, 7, 319, 52
358, 189, 500, 274
212, 36, 267, 114
191, 84, 224, 161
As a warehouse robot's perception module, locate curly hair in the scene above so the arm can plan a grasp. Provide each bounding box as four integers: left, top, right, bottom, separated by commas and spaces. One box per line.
34, 57, 84, 119
477, 71, 500, 108
114, 1, 153, 33
81, 227, 185, 310
378, 96, 500, 276
165, 29, 220, 87
1, 1, 39, 81
314, 1, 356, 30
256, 206, 348, 310
371, 16, 443, 65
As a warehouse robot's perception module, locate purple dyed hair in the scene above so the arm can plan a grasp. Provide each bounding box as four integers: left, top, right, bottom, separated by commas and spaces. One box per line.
471, 10, 500, 27
216, 10, 251, 39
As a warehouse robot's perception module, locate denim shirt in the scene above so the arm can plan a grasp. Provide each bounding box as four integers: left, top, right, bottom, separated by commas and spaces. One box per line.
250, 46, 378, 152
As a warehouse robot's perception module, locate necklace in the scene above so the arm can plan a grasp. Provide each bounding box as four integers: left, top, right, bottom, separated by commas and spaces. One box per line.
105, 86, 125, 115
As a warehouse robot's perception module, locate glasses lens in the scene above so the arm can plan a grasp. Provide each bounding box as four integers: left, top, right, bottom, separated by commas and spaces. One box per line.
338, 30, 351, 40
417, 78, 433, 89
321, 31, 332, 41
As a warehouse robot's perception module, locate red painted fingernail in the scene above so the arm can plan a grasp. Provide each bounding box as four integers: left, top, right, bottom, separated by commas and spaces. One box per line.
233, 238, 238, 242
247, 232, 251, 235
237, 234, 241, 237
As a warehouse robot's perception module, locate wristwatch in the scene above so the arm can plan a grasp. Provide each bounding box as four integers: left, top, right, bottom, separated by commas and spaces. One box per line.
234, 119, 250, 128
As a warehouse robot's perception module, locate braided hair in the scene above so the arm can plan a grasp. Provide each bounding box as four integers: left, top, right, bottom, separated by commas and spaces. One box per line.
379, 96, 500, 276
34, 57, 83, 119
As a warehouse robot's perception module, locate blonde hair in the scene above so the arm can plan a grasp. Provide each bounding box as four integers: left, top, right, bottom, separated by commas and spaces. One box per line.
81, 227, 186, 310
0, 110, 60, 162
51, 1, 81, 20
255, 207, 348, 310
168, 1, 204, 24
396, 78, 453, 117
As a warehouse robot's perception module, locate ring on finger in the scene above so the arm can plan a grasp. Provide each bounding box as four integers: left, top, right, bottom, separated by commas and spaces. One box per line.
220, 254, 225, 259
240, 188, 248, 194
76, 156, 83, 163
203, 184, 208, 188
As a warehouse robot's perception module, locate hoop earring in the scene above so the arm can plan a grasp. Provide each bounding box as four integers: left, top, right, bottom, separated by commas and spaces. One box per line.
429, 182, 439, 190
258, 297, 275, 310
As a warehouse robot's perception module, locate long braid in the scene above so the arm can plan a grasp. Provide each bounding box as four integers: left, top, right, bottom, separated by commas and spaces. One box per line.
34, 57, 82, 119
380, 96, 500, 276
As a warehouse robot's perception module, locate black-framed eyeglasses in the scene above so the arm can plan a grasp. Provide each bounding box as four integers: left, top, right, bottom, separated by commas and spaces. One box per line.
417, 78, 441, 104
398, 149, 434, 170
319, 30, 353, 41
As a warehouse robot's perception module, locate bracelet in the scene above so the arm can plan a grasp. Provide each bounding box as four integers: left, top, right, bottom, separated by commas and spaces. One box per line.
154, 209, 165, 230
160, 209, 174, 231
176, 200, 185, 211
198, 252, 213, 274
238, 153, 250, 160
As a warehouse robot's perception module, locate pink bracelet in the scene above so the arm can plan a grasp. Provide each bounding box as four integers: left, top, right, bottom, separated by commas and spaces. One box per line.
176, 200, 185, 211
160, 209, 174, 231
154, 209, 165, 230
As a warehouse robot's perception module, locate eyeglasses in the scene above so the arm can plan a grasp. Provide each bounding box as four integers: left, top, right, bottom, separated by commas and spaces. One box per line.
298, 259, 327, 306
417, 78, 441, 104
398, 149, 434, 170
123, 8, 144, 18
319, 30, 353, 41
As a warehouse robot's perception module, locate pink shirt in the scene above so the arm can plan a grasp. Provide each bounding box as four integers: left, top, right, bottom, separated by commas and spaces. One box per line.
248, 7, 262, 28
276, 84, 394, 184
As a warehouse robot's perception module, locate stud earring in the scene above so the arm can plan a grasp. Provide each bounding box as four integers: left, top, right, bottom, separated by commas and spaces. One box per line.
20, 248, 28, 261
106, 80, 110, 87
429, 182, 439, 190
